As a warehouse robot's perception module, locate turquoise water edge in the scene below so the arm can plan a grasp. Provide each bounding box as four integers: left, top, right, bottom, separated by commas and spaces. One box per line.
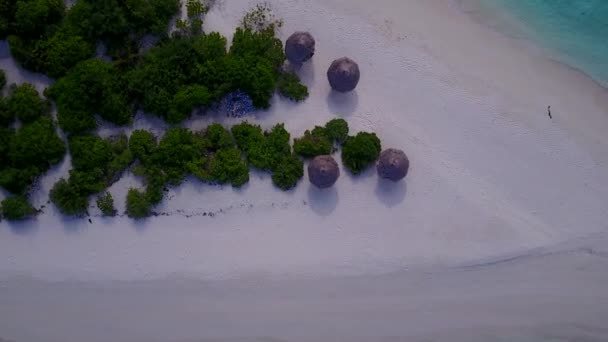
463, 0, 608, 88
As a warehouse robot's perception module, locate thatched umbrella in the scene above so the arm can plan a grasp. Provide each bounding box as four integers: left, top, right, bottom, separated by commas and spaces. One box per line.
377, 148, 409, 181
285, 32, 315, 65
308, 155, 340, 188
327, 57, 360, 92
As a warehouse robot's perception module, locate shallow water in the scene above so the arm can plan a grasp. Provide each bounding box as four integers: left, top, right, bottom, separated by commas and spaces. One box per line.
467, 0, 608, 87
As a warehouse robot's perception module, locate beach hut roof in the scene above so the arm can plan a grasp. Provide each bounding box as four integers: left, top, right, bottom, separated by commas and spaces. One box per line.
327, 57, 360, 92
285, 32, 316, 65
308, 155, 340, 188
377, 148, 409, 181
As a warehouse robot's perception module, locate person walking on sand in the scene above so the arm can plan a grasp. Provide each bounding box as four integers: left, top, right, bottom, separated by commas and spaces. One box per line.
547, 105, 552, 119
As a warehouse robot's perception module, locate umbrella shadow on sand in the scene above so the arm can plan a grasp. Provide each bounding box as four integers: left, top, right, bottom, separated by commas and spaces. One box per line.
375, 178, 407, 207
326, 90, 359, 116
307, 185, 339, 216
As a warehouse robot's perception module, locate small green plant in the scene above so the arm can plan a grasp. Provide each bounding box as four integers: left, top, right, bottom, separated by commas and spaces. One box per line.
187, 0, 208, 17
6, 83, 51, 124
49, 177, 90, 216
241, 2, 283, 34
271, 153, 303, 190
277, 72, 308, 102
0, 69, 6, 91
1, 195, 37, 221
293, 128, 332, 158
126, 188, 151, 219
129, 130, 156, 161
96, 192, 116, 217
325, 118, 349, 144
341, 132, 382, 174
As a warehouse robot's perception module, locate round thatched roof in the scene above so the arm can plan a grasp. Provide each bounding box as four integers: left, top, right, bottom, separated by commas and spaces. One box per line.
285, 32, 315, 65
327, 57, 360, 92
377, 148, 409, 181
308, 155, 340, 188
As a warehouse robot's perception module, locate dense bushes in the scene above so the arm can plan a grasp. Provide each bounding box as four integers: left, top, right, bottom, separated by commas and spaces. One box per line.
293, 127, 332, 158
6, 83, 51, 123
232, 122, 303, 189
128, 129, 156, 161
2, 0, 180, 77
341, 132, 382, 174
277, 72, 308, 102
325, 118, 349, 144
1, 195, 37, 221
0, 117, 66, 194
293, 119, 349, 158
50, 134, 132, 216
96, 192, 116, 216
46, 58, 131, 134
126, 188, 150, 219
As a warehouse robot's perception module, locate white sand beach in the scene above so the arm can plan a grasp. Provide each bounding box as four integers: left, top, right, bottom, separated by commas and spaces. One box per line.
1, 0, 608, 340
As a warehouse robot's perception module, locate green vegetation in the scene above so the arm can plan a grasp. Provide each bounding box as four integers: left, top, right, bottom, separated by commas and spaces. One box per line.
324, 118, 349, 144
126, 188, 150, 219
293, 127, 332, 158
232, 122, 303, 189
2, 0, 181, 77
0, 69, 6, 90
6, 83, 51, 123
277, 72, 308, 102
50, 134, 132, 216
128, 129, 156, 161
96, 192, 116, 216
341, 132, 382, 174
46, 58, 131, 135
0, 117, 65, 194
1, 195, 37, 221
293, 119, 349, 158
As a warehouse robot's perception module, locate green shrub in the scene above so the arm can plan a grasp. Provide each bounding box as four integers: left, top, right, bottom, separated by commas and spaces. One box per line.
277, 72, 308, 102
126, 188, 151, 219
13, 0, 65, 38
9, 117, 65, 169
129, 130, 156, 161
341, 132, 382, 174
168, 84, 212, 123
204, 123, 234, 151
208, 147, 249, 187
151, 128, 204, 185
47, 58, 130, 134
231, 121, 264, 153
69, 134, 113, 171
0, 166, 39, 194
0, 69, 6, 90
1, 195, 37, 221
49, 178, 90, 216
6, 83, 51, 124
0, 98, 13, 126
293, 128, 332, 158
325, 118, 349, 144
96, 191, 116, 216
271, 153, 303, 190
0, 127, 13, 167
186, 0, 208, 18
32, 28, 95, 78
0, 117, 65, 194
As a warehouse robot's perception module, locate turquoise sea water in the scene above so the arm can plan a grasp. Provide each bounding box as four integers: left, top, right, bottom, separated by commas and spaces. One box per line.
470, 0, 608, 87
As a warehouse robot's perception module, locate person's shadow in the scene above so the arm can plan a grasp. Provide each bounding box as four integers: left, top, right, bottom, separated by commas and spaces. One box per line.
307, 185, 339, 216
374, 178, 407, 207
326, 90, 359, 116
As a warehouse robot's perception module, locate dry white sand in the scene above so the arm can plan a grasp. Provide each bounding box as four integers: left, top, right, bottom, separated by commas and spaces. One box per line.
1, 0, 608, 340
